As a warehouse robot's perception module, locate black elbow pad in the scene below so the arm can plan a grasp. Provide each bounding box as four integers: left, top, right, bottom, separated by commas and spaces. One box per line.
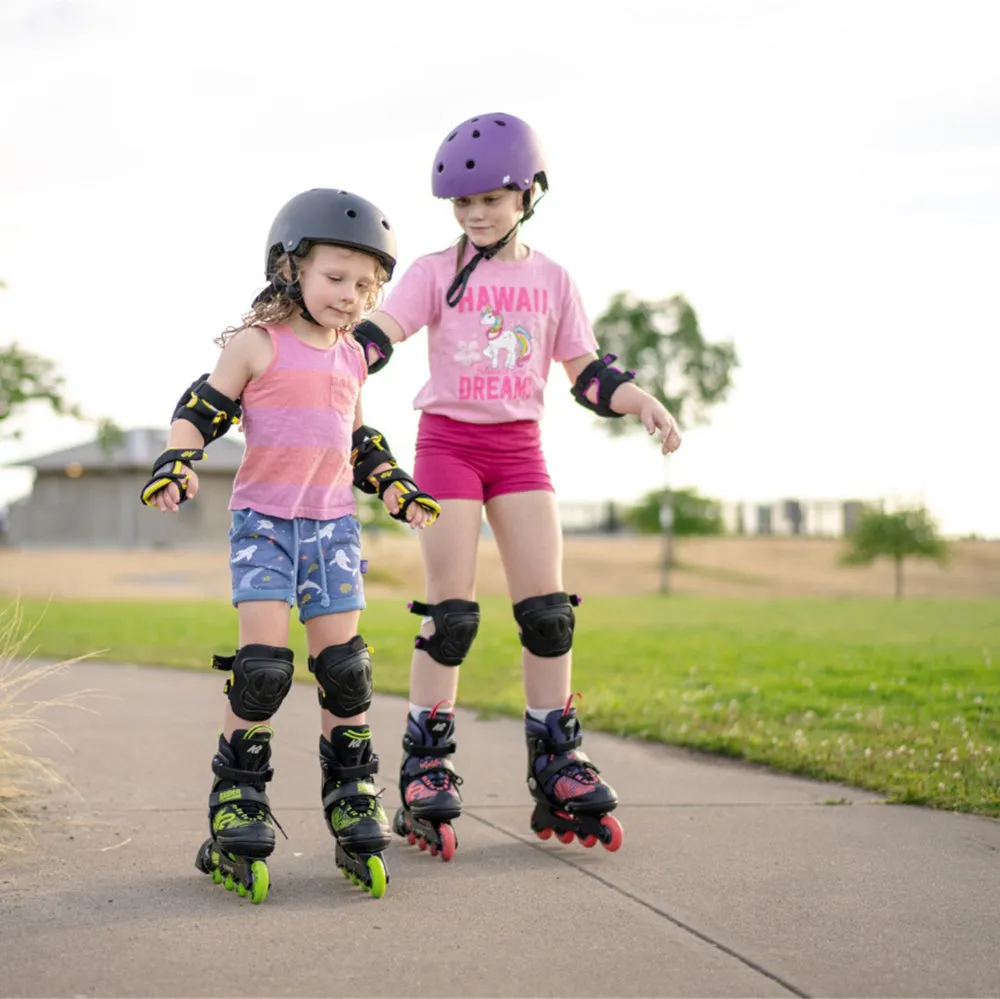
353, 320, 393, 374
172, 375, 242, 444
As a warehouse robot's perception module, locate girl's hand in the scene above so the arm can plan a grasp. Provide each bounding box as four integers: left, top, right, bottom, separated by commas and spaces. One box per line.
381, 483, 437, 529
152, 469, 200, 513
639, 400, 682, 455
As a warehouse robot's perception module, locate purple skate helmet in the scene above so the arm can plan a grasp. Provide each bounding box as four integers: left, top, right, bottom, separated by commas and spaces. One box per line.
432, 113, 548, 200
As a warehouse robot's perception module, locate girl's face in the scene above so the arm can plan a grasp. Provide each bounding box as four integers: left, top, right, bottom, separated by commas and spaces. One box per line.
452, 187, 523, 246
298, 244, 378, 329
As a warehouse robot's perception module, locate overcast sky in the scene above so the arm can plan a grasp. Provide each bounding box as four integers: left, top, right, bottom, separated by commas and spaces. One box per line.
1, 0, 997, 536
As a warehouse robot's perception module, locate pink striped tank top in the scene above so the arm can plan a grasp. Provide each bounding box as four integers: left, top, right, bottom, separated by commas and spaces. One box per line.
229, 323, 367, 520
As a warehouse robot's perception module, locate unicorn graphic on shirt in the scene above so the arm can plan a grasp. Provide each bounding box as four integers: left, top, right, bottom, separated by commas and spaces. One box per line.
480, 307, 533, 370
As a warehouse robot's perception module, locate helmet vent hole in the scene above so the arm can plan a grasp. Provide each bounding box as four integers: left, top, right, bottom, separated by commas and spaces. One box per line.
437, 162, 444, 172
346, 209, 357, 218
447, 132, 457, 141
470, 117, 479, 122
465, 159, 475, 169
381, 219, 391, 230
472, 129, 480, 138
494, 120, 506, 126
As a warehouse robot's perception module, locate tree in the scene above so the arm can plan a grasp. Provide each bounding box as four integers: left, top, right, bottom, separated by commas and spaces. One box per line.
841, 506, 950, 600
625, 487, 724, 536
592, 293, 738, 591
592, 293, 738, 435
1, 281, 85, 439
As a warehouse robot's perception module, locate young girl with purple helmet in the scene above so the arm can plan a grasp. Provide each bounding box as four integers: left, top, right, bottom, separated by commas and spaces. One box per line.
353, 114, 681, 860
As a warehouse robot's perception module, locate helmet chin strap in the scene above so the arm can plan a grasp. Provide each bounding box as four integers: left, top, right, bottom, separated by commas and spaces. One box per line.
268, 255, 323, 325
445, 189, 547, 308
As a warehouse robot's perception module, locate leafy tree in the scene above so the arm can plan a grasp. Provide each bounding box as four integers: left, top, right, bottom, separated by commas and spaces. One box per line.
1, 283, 84, 439
841, 506, 950, 600
592, 293, 738, 591
626, 487, 724, 536
0, 342, 84, 440
592, 293, 738, 435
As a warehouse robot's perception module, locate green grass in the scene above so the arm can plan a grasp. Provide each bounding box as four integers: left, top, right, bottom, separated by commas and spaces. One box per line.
12, 595, 1000, 817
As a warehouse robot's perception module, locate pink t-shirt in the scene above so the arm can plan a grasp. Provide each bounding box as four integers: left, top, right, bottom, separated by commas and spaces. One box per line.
381, 245, 598, 424
229, 324, 366, 520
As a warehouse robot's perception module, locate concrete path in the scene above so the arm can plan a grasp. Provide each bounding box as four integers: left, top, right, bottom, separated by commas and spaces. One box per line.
2, 661, 998, 998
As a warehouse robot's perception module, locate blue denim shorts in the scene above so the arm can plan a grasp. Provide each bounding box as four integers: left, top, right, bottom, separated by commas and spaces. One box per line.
229, 509, 366, 621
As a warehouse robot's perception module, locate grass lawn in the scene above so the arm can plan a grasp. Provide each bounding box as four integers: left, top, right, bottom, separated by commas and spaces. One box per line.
10, 595, 1000, 817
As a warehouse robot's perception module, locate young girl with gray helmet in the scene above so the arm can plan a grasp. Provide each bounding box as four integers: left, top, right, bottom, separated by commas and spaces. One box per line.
354, 114, 682, 860
141, 188, 441, 901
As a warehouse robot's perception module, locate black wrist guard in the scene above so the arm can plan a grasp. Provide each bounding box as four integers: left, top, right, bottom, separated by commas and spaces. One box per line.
570, 354, 635, 418
172, 374, 242, 444
352, 320, 394, 374
350, 424, 397, 493
140, 447, 206, 507
371, 467, 442, 524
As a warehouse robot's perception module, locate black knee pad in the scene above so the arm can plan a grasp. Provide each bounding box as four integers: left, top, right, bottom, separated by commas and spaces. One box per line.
513, 592, 581, 658
308, 636, 373, 716
409, 599, 480, 667
212, 644, 295, 722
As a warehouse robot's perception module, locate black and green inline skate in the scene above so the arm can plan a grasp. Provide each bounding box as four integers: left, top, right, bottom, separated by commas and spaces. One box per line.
319, 725, 391, 898
195, 725, 283, 904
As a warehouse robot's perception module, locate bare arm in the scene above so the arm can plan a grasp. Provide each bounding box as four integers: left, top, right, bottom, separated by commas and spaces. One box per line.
165, 329, 262, 448
562, 351, 681, 454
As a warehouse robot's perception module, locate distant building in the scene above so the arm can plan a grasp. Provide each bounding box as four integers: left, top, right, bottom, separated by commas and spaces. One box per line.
5, 428, 245, 548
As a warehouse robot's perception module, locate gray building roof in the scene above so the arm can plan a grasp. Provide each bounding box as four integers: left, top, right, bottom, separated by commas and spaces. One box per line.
10, 427, 246, 473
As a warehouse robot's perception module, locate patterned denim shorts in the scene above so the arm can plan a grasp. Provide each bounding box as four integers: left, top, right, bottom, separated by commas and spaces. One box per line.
229, 508, 366, 621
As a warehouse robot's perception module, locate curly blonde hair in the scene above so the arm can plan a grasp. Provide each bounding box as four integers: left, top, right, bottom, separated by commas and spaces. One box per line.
216, 246, 388, 347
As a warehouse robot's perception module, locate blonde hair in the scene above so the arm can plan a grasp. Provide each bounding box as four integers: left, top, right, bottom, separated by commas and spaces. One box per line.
216, 246, 388, 347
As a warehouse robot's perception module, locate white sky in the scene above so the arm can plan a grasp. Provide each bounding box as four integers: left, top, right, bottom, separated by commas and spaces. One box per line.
1, 0, 997, 536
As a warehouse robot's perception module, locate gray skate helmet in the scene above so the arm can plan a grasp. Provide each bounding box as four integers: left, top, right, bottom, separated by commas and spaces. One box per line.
265, 188, 397, 281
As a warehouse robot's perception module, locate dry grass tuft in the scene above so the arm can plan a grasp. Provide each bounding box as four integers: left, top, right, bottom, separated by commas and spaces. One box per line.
0, 600, 97, 854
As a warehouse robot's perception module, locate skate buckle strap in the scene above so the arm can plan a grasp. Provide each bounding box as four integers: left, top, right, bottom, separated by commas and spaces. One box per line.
531, 732, 582, 756
211, 760, 274, 785
208, 785, 270, 809
535, 750, 599, 789
402, 734, 457, 758
322, 781, 383, 810
322, 755, 380, 783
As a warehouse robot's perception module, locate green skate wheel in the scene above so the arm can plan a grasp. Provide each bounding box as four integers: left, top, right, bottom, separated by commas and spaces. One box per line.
248, 861, 269, 904
211, 868, 223, 884
366, 856, 387, 899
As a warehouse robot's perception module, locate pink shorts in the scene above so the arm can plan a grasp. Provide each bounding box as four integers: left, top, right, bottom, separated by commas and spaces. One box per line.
413, 413, 554, 502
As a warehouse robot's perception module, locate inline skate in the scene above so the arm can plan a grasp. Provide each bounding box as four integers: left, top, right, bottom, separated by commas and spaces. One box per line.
525, 696, 623, 851
320, 725, 392, 897
195, 725, 282, 904
392, 704, 461, 861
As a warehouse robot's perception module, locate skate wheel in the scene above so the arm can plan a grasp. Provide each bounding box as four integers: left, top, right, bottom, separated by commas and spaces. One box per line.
223, 874, 236, 891
430, 844, 439, 856
211, 868, 223, 884
557, 830, 575, 844
534, 827, 553, 841
418, 837, 428, 851
366, 856, 387, 899
248, 861, 269, 904
600, 815, 624, 852
407, 831, 417, 846
579, 834, 598, 848
237, 883, 247, 897
439, 823, 457, 862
